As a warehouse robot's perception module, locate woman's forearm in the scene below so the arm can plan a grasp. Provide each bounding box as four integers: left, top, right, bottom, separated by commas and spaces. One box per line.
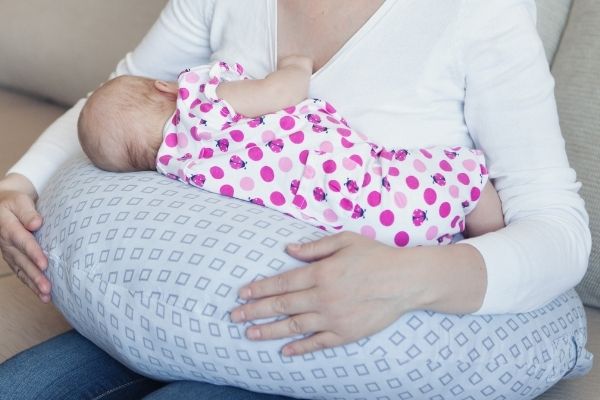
408, 243, 487, 315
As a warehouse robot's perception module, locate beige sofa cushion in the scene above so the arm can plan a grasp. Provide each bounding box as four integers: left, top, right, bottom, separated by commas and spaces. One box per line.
0, 0, 167, 106
552, 0, 600, 307
536, 0, 573, 63
0, 0, 571, 108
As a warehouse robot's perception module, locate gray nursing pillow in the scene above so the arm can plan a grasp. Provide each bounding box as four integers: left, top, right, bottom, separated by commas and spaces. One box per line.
35, 157, 592, 399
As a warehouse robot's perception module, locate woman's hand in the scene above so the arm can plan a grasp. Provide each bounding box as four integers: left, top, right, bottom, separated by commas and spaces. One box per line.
229, 231, 431, 357
0, 173, 50, 302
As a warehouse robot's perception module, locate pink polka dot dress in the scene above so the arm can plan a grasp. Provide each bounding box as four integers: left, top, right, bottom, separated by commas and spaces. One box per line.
156, 61, 489, 247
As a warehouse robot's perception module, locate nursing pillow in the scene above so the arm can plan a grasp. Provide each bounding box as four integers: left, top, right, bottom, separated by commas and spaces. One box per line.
36, 157, 593, 399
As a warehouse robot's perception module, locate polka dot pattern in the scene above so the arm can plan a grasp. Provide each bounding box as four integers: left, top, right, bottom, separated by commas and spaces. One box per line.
156, 60, 490, 249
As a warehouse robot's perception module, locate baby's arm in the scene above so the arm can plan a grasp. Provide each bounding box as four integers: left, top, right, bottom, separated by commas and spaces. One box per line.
216, 55, 313, 118
464, 181, 505, 238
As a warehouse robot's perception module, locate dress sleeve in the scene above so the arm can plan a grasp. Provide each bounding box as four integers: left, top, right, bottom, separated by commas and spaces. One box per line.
6, 0, 216, 194
457, 0, 592, 314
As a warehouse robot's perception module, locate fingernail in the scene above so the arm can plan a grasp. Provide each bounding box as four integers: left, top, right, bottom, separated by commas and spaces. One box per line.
287, 243, 301, 252
240, 288, 252, 299
231, 310, 245, 323
247, 328, 261, 339
282, 347, 295, 356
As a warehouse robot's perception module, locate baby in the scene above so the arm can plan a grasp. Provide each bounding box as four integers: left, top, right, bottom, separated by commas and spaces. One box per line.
78, 56, 504, 247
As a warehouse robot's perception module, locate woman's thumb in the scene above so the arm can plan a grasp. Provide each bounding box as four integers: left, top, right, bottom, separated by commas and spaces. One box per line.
11, 196, 43, 231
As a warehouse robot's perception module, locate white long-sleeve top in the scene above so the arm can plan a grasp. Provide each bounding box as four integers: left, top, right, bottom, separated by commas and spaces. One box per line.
8, 0, 591, 315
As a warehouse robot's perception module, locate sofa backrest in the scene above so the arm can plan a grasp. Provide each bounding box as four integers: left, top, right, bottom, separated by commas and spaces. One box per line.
551, 0, 600, 308
0, 0, 167, 106
0, 0, 573, 107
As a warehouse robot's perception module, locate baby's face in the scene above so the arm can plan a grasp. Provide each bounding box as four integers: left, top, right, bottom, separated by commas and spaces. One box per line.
78, 76, 178, 172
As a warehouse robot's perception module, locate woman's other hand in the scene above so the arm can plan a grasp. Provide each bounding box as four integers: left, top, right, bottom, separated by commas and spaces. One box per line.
0, 173, 50, 302
229, 231, 432, 357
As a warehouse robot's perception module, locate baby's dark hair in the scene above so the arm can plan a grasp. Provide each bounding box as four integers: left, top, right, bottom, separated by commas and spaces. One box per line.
78, 76, 166, 172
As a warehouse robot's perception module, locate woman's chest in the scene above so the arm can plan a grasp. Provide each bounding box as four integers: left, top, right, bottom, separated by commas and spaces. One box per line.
209, 0, 472, 149
275, 0, 384, 73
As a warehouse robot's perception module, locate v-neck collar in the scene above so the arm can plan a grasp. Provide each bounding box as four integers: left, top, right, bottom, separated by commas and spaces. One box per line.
267, 0, 393, 80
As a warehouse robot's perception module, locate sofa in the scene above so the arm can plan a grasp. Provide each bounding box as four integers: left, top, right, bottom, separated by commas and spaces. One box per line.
0, 0, 598, 398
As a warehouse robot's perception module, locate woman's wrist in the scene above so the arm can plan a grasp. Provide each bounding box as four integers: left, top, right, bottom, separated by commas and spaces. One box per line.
404, 243, 487, 314
0, 173, 39, 201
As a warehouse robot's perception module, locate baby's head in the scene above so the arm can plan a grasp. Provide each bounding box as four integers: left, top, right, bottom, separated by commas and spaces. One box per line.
78, 76, 178, 172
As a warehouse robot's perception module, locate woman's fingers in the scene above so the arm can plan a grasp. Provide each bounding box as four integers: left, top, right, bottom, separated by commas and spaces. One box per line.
0, 203, 51, 300
239, 232, 355, 300
244, 312, 323, 342
11, 247, 50, 294
0, 207, 47, 270
6, 194, 47, 266
232, 288, 320, 322
4, 246, 49, 300
8, 221, 46, 269
281, 331, 341, 357
285, 231, 354, 262
237, 263, 318, 300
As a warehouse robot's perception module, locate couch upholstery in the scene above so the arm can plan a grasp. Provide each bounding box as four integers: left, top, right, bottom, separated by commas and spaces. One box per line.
0, 1, 598, 398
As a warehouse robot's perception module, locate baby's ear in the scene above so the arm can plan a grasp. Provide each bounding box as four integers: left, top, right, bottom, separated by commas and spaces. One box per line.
154, 80, 179, 101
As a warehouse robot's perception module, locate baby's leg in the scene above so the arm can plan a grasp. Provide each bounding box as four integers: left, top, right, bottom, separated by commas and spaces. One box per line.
463, 180, 505, 238
306, 145, 493, 247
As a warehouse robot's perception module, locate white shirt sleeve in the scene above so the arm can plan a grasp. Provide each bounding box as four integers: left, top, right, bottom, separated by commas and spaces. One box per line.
458, 0, 592, 314
6, 0, 215, 194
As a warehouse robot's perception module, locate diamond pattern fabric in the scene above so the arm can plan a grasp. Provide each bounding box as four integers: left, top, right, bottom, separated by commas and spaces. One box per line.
35, 158, 592, 399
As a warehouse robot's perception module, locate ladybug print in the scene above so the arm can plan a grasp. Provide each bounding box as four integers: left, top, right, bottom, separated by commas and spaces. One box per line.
351, 204, 366, 219
313, 187, 327, 202
172, 109, 181, 126
412, 209, 428, 227
290, 179, 300, 195
370, 144, 380, 158
267, 138, 284, 153
382, 176, 391, 192
444, 149, 459, 159
345, 178, 359, 194
229, 155, 246, 170
249, 197, 265, 206
312, 124, 329, 134
248, 116, 265, 128
216, 138, 229, 152
394, 149, 409, 161
432, 173, 447, 186
307, 114, 321, 124
156, 61, 492, 250
191, 174, 206, 187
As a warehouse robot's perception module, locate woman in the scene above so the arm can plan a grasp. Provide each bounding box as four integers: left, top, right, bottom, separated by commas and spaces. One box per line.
0, 0, 591, 398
